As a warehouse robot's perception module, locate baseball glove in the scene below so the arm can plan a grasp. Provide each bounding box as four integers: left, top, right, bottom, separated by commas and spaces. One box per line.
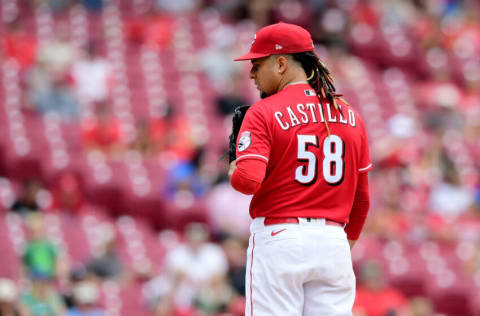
227, 105, 250, 163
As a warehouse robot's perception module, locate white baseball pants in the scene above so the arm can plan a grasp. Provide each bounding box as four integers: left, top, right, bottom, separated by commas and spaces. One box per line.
245, 217, 355, 316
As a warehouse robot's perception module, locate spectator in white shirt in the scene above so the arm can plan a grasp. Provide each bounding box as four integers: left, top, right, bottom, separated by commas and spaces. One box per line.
163, 223, 228, 309
72, 43, 111, 105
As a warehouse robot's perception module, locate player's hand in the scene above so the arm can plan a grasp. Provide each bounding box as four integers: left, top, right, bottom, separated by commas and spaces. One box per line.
228, 160, 237, 180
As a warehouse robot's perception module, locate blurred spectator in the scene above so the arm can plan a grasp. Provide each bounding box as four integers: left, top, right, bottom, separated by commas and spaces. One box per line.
126, 110, 199, 166
154, 0, 201, 14
465, 239, 480, 278
193, 274, 233, 314
81, 103, 123, 154
2, 18, 37, 70
82, 0, 103, 12
151, 106, 197, 163
199, 24, 243, 93
19, 275, 66, 316
190, 234, 237, 314
220, 234, 247, 296
404, 296, 435, 316
130, 119, 156, 155
10, 179, 43, 215
28, 23, 79, 120
163, 223, 228, 310
132, 111, 204, 160
429, 168, 475, 218
20, 213, 66, 316
455, 201, 480, 244
86, 224, 124, 281
32, 74, 79, 120
22, 214, 59, 280
226, 297, 245, 316
365, 182, 415, 242
206, 180, 252, 237
0, 278, 27, 316
271, 0, 312, 29
310, 2, 349, 47
141, 104, 173, 153
36, 23, 77, 76
143, 274, 199, 316
71, 42, 111, 105
164, 159, 209, 209
155, 105, 208, 205
416, 76, 463, 109
353, 260, 409, 316
50, 173, 84, 214
67, 281, 105, 316
62, 265, 89, 309
125, 9, 174, 50
247, 0, 274, 27
41, 0, 74, 12
153, 295, 198, 316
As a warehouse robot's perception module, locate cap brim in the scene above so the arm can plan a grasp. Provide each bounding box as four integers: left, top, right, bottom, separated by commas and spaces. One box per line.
234, 52, 270, 61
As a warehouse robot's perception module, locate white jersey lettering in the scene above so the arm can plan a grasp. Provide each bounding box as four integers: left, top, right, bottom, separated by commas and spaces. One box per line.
326, 103, 337, 123
287, 106, 301, 127
297, 104, 309, 124
348, 109, 356, 127
274, 111, 290, 130
274, 104, 357, 131
305, 103, 317, 123
338, 105, 348, 125
318, 103, 325, 122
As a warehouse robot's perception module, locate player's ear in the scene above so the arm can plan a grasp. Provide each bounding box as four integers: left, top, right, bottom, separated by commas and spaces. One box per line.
276, 55, 289, 75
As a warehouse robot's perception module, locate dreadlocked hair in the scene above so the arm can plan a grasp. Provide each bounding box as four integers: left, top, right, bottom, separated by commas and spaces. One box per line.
291, 51, 349, 111
291, 51, 349, 135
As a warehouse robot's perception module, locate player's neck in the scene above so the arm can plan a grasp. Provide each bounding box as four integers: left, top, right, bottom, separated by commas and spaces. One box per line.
277, 71, 308, 92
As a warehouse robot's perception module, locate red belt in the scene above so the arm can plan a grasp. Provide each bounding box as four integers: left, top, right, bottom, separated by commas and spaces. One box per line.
264, 217, 344, 227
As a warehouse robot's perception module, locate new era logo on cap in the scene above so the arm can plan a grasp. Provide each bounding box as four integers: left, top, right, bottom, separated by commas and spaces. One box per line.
275, 44, 283, 50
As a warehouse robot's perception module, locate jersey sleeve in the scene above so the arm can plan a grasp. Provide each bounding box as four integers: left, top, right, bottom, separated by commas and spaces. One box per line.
358, 118, 372, 173
344, 172, 370, 240
231, 158, 267, 195
236, 106, 271, 164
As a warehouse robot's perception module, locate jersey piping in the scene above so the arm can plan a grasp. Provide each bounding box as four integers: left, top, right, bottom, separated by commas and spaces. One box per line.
358, 163, 373, 172
237, 154, 269, 163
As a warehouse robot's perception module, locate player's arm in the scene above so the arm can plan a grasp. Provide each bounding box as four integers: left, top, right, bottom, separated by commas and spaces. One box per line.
346, 115, 372, 249
345, 172, 370, 249
229, 158, 267, 195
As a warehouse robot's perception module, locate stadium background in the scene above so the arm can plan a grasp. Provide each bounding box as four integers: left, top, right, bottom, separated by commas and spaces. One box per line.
0, 0, 479, 315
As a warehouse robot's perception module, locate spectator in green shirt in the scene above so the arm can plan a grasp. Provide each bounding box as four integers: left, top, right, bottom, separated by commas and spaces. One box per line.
20, 214, 66, 316
22, 214, 58, 280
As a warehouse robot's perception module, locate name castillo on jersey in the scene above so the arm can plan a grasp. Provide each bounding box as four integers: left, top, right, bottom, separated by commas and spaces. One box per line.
273, 102, 356, 131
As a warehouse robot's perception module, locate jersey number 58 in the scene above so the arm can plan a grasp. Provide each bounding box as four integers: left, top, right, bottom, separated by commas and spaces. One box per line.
295, 134, 345, 186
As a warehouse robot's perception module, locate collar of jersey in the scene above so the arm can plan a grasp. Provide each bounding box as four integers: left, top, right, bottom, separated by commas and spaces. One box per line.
284, 80, 309, 87
282, 81, 310, 92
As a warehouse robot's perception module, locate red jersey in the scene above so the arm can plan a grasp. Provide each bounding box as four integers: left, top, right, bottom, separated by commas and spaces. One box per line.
236, 83, 372, 223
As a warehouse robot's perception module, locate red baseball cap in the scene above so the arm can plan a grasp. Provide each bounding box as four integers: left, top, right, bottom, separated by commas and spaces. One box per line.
234, 22, 315, 61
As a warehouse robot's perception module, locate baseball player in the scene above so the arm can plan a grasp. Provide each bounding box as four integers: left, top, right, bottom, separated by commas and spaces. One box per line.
227, 22, 372, 316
